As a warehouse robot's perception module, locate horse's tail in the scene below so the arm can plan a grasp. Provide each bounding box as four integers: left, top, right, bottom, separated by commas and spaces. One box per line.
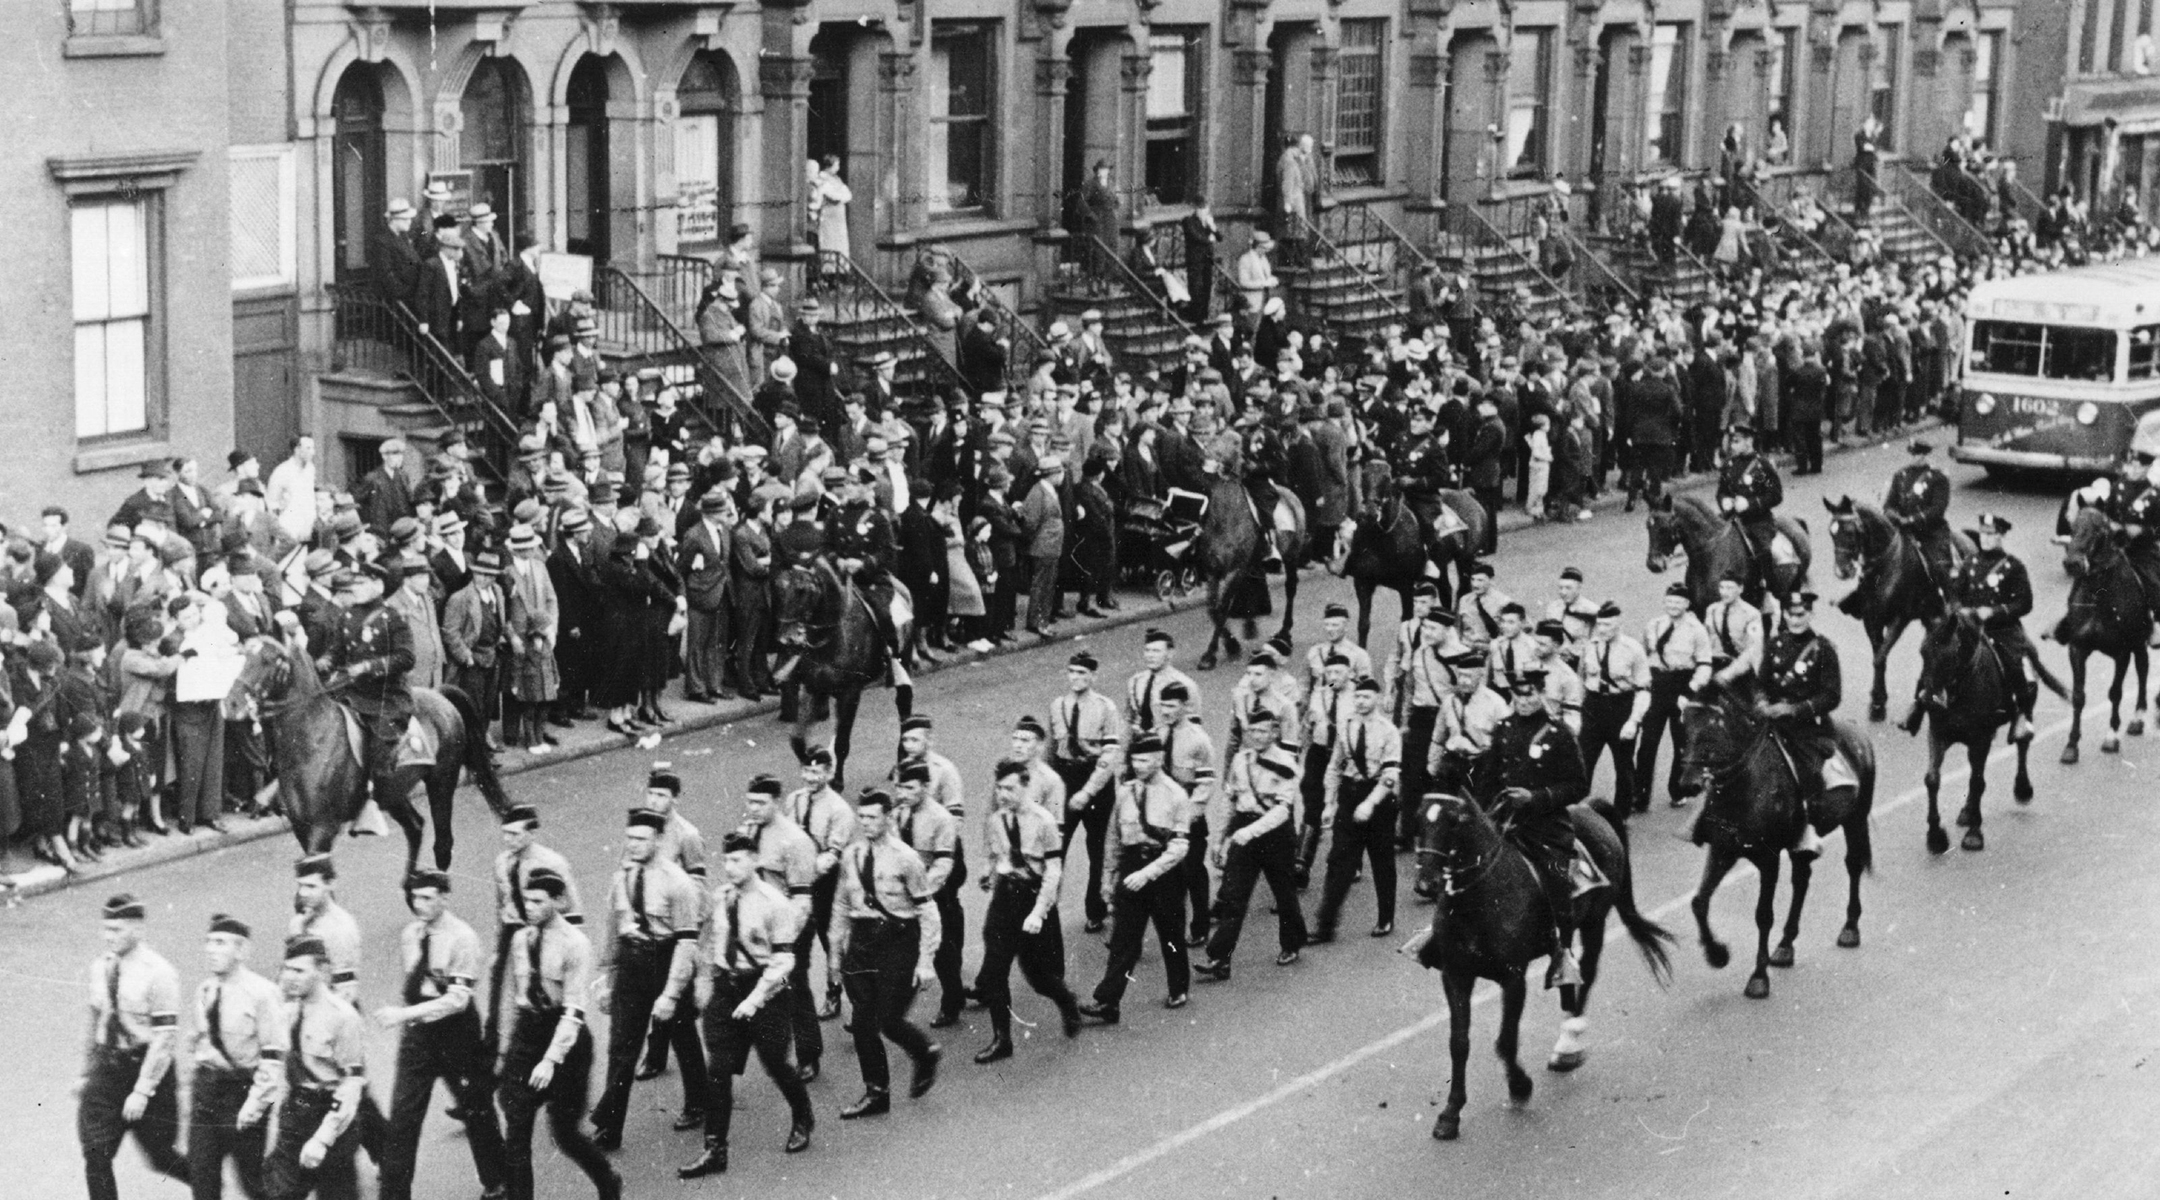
2026, 645, 2069, 700
1592, 799, 1676, 987
438, 685, 511, 819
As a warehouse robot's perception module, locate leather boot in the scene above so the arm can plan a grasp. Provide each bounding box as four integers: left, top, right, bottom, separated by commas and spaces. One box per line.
839, 1089, 891, 1120
677, 1140, 727, 1179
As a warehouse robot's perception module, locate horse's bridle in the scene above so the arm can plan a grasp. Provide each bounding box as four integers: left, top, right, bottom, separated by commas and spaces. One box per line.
1416, 803, 1503, 898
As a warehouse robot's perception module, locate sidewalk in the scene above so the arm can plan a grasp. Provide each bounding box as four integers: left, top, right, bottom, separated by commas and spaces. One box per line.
0, 420, 1936, 901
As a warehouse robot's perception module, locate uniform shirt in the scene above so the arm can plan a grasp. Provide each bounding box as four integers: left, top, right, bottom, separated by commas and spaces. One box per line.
1224, 742, 1302, 823
1326, 710, 1403, 795
1432, 686, 1512, 773
1009, 757, 1067, 820
1157, 716, 1218, 801
901, 751, 966, 817
395, 912, 484, 1023
1761, 631, 1842, 723
1539, 654, 1585, 733
509, 919, 594, 1064
834, 833, 935, 921
90, 943, 182, 1050
1644, 610, 1715, 676
1107, 773, 1194, 882
1226, 674, 1304, 760
784, 785, 857, 861
1952, 549, 2034, 625
1125, 665, 1202, 734
1885, 462, 1950, 527
601, 856, 703, 955
1455, 588, 1513, 650
193, 966, 287, 1074
1704, 597, 1764, 670
1485, 631, 1542, 691
285, 990, 368, 1089
744, 814, 819, 899
1303, 637, 1374, 691
495, 842, 586, 927
291, 902, 363, 997
1386, 623, 1458, 712
985, 799, 1064, 880
698, 876, 802, 980
1716, 453, 1783, 517
1581, 633, 1653, 693
653, 809, 709, 880
1303, 677, 1352, 751
895, 798, 960, 892
1047, 688, 1125, 766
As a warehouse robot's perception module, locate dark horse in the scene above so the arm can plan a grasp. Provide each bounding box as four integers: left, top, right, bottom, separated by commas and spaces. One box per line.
2056, 505, 2154, 764
1910, 611, 2060, 852
1330, 460, 1488, 643
1825, 496, 1970, 721
1645, 493, 1812, 612
226, 636, 508, 873
1194, 474, 1308, 672
1675, 684, 1874, 999
773, 557, 912, 787
1407, 794, 1673, 1141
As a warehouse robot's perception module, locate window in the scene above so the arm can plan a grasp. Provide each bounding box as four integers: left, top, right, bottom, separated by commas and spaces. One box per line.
2113, 0, 2135, 71
1768, 29, 1798, 136
461, 59, 530, 248
1334, 20, 1386, 186
1871, 26, 1902, 150
929, 25, 996, 215
674, 53, 737, 250
1970, 321, 2119, 381
2131, 326, 2160, 379
2083, 0, 2105, 73
1969, 32, 2003, 147
1646, 24, 1691, 165
1145, 31, 1202, 206
71, 196, 158, 440
1507, 29, 1556, 178
68, 0, 152, 36
230, 145, 296, 292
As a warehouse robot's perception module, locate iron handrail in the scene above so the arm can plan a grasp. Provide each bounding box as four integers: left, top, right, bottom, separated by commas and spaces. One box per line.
1449, 203, 1582, 316
910, 243, 1051, 393
1553, 221, 1639, 307
325, 283, 517, 476
1080, 233, 1200, 342
1752, 169, 1863, 262
1889, 160, 1996, 259
817, 249, 971, 398
1292, 214, 1409, 328
1732, 176, 1836, 269
595, 264, 771, 445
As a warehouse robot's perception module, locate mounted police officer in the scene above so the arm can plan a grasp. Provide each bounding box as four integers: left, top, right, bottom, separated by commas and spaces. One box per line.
1471, 666, 1590, 988
1908, 514, 2037, 741
1389, 405, 1458, 564
2111, 453, 2160, 616
1751, 591, 1850, 860
1714, 423, 1786, 600
320, 560, 416, 834
1883, 440, 1960, 586
830, 467, 913, 675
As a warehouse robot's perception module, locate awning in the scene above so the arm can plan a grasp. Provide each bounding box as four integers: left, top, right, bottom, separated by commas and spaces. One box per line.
2059, 79, 2160, 134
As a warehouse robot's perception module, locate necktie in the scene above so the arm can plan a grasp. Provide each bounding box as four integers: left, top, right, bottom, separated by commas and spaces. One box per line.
1330, 688, 1342, 739
524, 930, 550, 1010
1505, 642, 1517, 684
723, 891, 745, 972
1163, 725, 1177, 777
1065, 697, 1084, 761
288, 1005, 306, 1086
1004, 812, 1027, 872
1138, 670, 1157, 730
405, 927, 433, 1005
629, 866, 650, 938
792, 790, 808, 830
859, 844, 881, 912
899, 808, 915, 849
104, 955, 123, 1048
508, 853, 528, 923
1720, 606, 1735, 656
1353, 720, 1368, 778
205, 981, 231, 1065
1599, 640, 1613, 692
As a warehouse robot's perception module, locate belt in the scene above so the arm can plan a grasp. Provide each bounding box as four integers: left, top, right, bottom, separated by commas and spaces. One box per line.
1586, 687, 1637, 697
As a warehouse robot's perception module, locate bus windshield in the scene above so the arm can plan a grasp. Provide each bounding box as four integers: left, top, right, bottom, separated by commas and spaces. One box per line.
1969, 321, 2118, 381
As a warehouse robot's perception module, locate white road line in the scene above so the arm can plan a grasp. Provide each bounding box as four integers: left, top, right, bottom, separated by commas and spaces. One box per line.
1033, 712, 2081, 1200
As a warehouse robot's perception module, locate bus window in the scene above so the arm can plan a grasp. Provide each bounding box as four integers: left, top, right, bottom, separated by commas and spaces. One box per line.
2046, 327, 2118, 381
1971, 321, 2043, 375
2131, 326, 2160, 381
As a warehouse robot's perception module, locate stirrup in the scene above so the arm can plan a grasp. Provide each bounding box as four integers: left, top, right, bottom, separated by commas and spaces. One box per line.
349, 797, 389, 838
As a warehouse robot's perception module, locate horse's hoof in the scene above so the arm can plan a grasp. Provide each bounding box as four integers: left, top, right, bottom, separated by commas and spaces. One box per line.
2104, 735, 2122, 754
2131, 720, 2147, 737
1954, 806, 1974, 828
1547, 1050, 1586, 1073
1926, 825, 1950, 855
2061, 744, 2081, 765
1743, 975, 1771, 1000
1506, 1070, 1533, 1106
1433, 1114, 1461, 1141
1768, 942, 1795, 969
1703, 941, 1730, 970
2014, 777, 2035, 804
1837, 926, 1861, 949
1962, 829, 1986, 852
1196, 654, 1218, 672
1868, 702, 1887, 723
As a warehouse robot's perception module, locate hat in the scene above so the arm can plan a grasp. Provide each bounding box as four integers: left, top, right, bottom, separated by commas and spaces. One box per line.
505, 523, 541, 553
646, 763, 683, 795
900, 715, 934, 733
558, 508, 592, 534
1423, 610, 1458, 627
1534, 618, 1568, 640
1784, 590, 1820, 611
423, 179, 453, 201
102, 894, 147, 921
1665, 581, 1693, 599
627, 809, 668, 832
746, 774, 783, 798
1323, 601, 1350, 620
1468, 561, 1495, 580
1411, 580, 1440, 599
467, 202, 494, 221
388, 516, 422, 545
386, 198, 416, 220
1252, 231, 1275, 248
896, 761, 933, 785
721, 830, 759, 856
1013, 715, 1047, 739
294, 853, 337, 881
769, 356, 799, 383
1354, 676, 1383, 694
471, 549, 504, 575
802, 745, 836, 769
1143, 627, 1175, 646
1909, 440, 1934, 456
1081, 309, 1105, 324
698, 490, 729, 513
797, 297, 822, 315
1510, 669, 1548, 691
207, 913, 251, 939
1559, 567, 1584, 583
1324, 653, 1351, 668
404, 867, 453, 895
1596, 600, 1623, 619
1068, 651, 1099, 671
1128, 732, 1165, 756
1975, 513, 2012, 534
1248, 647, 1281, 669
522, 869, 568, 899
432, 512, 466, 537
284, 936, 330, 962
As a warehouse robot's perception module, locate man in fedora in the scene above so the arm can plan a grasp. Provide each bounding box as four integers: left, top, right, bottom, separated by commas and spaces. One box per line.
374, 199, 426, 306
789, 298, 841, 441
462, 201, 508, 297
678, 489, 736, 703
444, 548, 508, 749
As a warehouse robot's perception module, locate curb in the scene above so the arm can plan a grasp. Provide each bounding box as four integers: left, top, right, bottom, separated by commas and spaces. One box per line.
2, 418, 1938, 902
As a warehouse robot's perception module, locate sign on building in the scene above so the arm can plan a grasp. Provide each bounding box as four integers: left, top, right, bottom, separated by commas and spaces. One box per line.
674, 114, 722, 247
539, 251, 593, 304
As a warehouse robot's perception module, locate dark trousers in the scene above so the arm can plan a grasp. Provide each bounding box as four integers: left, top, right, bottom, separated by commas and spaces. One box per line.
262, 1088, 359, 1200
789, 870, 839, 1065
79, 1046, 186, 1200
1204, 818, 1306, 962
684, 605, 732, 697
1181, 816, 1212, 941
931, 848, 969, 1018
1578, 692, 1639, 816
592, 940, 707, 1137
189, 1067, 268, 1200
731, 588, 773, 692
172, 700, 226, 827
379, 1012, 508, 1200
1791, 415, 1824, 474
1633, 672, 1692, 809
1026, 552, 1060, 630
975, 881, 1080, 1039
1472, 487, 1503, 554
1396, 707, 1439, 847
841, 917, 934, 1094
498, 1013, 611, 1200
1631, 443, 1675, 502
223, 719, 271, 809
700, 974, 813, 1147
1054, 760, 1111, 925
1092, 849, 1190, 1008
1316, 782, 1398, 933
451, 663, 498, 744
1299, 745, 1333, 864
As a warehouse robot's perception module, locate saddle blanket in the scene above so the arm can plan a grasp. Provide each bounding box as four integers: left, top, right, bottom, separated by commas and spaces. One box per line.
1769, 530, 1801, 567
338, 708, 439, 771
1569, 842, 1611, 898
1431, 506, 1468, 539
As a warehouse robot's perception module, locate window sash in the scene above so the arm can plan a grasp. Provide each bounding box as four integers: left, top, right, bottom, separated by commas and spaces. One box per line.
1646, 25, 1689, 164
1506, 30, 1554, 176
930, 27, 996, 213
1336, 19, 1386, 168
71, 196, 155, 440
69, 0, 149, 36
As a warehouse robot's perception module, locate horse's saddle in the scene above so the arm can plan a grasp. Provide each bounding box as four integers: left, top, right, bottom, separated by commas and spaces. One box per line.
335, 703, 439, 771
1245, 483, 1300, 538
1568, 841, 1610, 898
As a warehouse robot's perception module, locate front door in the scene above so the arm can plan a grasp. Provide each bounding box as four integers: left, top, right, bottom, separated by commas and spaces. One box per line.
567, 56, 611, 261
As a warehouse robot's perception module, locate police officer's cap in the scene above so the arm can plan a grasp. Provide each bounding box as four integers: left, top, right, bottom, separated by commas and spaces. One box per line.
1534, 618, 1568, 640
626, 809, 668, 832
897, 761, 933, 785
207, 913, 250, 939
1324, 601, 1350, 620
1665, 581, 1693, 599
1908, 440, 1933, 456
1976, 513, 2013, 534
721, 830, 759, 856
294, 854, 337, 881
1597, 600, 1624, 619
103, 893, 146, 921
501, 804, 541, 829
404, 868, 452, 895
1353, 676, 1383, 694
1784, 591, 1820, 612
1511, 669, 1549, 691
647, 764, 683, 795
284, 935, 330, 963
1128, 732, 1166, 756
746, 773, 783, 798
1068, 651, 1100, 672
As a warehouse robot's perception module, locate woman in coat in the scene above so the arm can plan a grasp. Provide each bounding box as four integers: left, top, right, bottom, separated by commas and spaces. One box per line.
13, 638, 70, 871
933, 483, 985, 648
695, 268, 753, 404
593, 516, 679, 735
810, 156, 854, 265
1065, 456, 1119, 616
503, 523, 561, 754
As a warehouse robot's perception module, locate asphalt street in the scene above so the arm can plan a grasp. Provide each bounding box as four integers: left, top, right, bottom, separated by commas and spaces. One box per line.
7, 440, 2160, 1200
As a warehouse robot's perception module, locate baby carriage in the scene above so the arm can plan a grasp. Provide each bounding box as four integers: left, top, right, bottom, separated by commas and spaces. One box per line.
1121, 488, 1209, 604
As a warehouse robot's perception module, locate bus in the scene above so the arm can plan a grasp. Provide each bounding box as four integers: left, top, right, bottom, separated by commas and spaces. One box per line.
1953, 255, 2160, 474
